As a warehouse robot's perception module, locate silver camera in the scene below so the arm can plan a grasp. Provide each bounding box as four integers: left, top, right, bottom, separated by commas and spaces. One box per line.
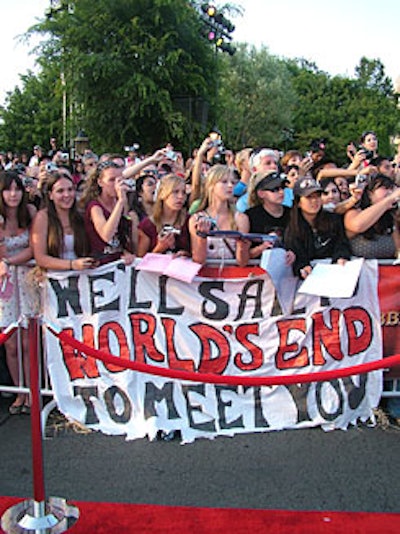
160, 225, 181, 237
122, 178, 136, 190
46, 162, 59, 173
355, 174, 368, 188
124, 143, 140, 152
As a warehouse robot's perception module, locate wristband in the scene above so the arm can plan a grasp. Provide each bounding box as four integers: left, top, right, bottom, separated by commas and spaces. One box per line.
2, 258, 10, 265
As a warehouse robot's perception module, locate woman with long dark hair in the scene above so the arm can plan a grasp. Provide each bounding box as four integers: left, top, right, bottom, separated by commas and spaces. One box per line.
0, 171, 37, 414
31, 170, 93, 270
284, 177, 351, 278
344, 174, 400, 259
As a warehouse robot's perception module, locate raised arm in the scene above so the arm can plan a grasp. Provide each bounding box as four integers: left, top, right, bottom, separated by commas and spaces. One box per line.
344, 189, 400, 238
122, 148, 168, 179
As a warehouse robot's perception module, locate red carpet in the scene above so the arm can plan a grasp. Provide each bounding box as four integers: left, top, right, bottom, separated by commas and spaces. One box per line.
1, 497, 400, 533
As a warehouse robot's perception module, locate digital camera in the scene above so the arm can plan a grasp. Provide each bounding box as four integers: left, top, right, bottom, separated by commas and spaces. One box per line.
22, 176, 34, 187
122, 178, 136, 190
359, 147, 374, 160
160, 225, 181, 237
46, 162, 59, 173
355, 174, 368, 187
124, 143, 140, 152
165, 150, 177, 161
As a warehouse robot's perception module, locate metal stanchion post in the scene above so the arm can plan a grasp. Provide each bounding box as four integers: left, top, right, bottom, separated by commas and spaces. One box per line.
1, 316, 79, 533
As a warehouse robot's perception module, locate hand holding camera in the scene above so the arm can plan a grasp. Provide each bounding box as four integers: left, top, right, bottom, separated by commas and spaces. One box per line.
194, 214, 217, 238
355, 174, 368, 188
157, 225, 180, 252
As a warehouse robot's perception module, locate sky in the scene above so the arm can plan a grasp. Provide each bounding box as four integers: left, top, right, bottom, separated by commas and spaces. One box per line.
1, 0, 400, 105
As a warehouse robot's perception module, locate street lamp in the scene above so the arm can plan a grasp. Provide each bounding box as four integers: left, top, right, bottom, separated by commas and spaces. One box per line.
73, 130, 90, 157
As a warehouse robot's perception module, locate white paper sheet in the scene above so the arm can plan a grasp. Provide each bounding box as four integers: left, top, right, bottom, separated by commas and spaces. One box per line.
298, 258, 364, 298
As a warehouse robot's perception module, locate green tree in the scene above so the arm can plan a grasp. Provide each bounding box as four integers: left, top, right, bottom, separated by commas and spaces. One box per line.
28, 0, 217, 154
286, 58, 400, 163
0, 68, 62, 152
216, 43, 297, 150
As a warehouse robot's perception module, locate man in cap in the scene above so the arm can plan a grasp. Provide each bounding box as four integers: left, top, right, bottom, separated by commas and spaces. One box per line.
236, 170, 295, 264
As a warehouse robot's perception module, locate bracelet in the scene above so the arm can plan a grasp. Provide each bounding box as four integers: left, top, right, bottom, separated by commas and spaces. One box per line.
2, 258, 10, 266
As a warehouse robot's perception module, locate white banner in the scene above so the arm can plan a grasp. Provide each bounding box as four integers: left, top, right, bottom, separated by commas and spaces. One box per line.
43, 259, 382, 443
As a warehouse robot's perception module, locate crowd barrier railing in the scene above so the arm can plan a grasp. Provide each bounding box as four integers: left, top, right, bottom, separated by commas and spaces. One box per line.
0, 258, 399, 411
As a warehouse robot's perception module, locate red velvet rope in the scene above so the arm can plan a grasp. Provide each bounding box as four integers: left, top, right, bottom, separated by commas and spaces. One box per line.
55, 329, 399, 386
0, 326, 18, 346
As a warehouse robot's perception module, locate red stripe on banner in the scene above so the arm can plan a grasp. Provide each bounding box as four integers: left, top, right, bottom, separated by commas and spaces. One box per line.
55, 329, 397, 386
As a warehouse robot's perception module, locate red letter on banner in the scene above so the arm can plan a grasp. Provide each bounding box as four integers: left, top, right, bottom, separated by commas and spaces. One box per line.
60, 326, 100, 380
344, 307, 372, 356
162, 317, 195, 372
190, 323, 230, 374
275, 319, 309, 369
98, 322, 130, 373
234, 323, 263, 371
129, 312, 165, 363
312, 309, 344, 365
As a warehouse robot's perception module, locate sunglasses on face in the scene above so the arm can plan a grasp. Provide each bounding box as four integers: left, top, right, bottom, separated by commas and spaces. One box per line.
268, 185, 285, 193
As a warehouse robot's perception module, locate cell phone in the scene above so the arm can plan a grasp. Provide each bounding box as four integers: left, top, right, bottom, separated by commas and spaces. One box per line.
90, 252, 112, 261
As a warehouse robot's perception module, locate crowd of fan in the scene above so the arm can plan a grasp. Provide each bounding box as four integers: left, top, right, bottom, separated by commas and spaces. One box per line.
1, 131, 400, 419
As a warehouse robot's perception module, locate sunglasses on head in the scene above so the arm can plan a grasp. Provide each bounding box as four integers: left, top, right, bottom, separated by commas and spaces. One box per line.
97, 160, 124, 172
299, 178, 318, 189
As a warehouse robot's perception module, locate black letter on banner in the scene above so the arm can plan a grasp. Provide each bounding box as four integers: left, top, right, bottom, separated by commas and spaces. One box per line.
341, 374, 367, 410
144, 382, 180, 420
215, 385, 244, 429
198, 281, 229, 320
89, 272, 119, 313
49, 276, 82, 318
243, 386, 270, 428
129, 269, 151, 309
234, 279, 264, 321
74, 386, 99, 424
104, 385, 132, 423
158, 275, 184, 315
286, 384, 312, 423
316, 380, 343, 421
182, 384, 216, 432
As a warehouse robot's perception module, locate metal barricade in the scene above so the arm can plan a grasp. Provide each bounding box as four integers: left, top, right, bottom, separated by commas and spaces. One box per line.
1, 258, 400, 411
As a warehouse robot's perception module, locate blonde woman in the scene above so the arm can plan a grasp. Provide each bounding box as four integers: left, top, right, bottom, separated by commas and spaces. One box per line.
189, 164, 249, 265
137, 174, 190, 256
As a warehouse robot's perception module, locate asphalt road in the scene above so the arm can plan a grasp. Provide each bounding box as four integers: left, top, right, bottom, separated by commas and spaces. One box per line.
0, 396, 399, 513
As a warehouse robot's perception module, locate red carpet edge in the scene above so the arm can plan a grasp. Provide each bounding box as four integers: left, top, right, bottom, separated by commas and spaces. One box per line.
1, 497, 400, 533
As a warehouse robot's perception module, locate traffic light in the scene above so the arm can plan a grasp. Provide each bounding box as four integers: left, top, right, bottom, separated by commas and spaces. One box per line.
216, 40, 236, 56
200, 3, 236, 55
